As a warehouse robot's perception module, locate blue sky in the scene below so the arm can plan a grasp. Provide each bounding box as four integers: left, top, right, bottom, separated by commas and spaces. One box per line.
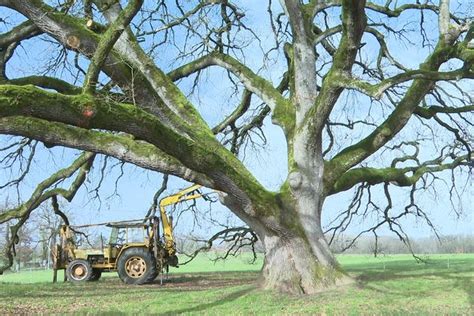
0, 1, 472, 242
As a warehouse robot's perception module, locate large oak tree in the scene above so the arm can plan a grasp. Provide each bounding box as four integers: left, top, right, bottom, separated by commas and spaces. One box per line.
0, 0, 472, 293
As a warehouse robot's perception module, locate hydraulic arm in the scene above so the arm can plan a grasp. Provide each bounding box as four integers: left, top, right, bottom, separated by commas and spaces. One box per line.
159, 184, 212, 256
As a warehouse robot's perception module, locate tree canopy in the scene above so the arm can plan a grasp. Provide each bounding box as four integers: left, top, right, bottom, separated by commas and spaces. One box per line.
0, 0, 472, 293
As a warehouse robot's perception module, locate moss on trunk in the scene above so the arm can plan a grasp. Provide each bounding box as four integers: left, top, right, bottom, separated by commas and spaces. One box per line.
260, 232, 350, 294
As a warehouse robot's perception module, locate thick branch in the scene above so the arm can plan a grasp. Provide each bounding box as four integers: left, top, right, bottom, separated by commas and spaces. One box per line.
326, 39, 460, 186
438, 0, 450, 39
8, 76, 82, 94
330, 155, 472, 194
279, 0, 309, 40
90, 0, 213, 133
170, 53, 293, 134
0, 151, 94, 223
366, 2, 443, 18
83, 0, 143, 93
179, 52, 293, 133
305, 0, 367, 135
0, 151, 94, 274
167, 55, 216, 81
0, 20, 41, 49
0, 85, 273, 215
7, 0, 189, 131
0, 116, 209, 186
415, 104, 474, 119
340, 68, 474, 99
332, 0, 367, 73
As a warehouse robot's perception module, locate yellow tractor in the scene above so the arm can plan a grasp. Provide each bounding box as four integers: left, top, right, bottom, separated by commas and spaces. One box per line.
53, 184, 209, 284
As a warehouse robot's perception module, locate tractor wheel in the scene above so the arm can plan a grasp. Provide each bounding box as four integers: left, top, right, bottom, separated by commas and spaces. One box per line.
89, 269, 102, 281
66, 259, 93, 283
117, 248, 157, 285
146, 258, 164, 283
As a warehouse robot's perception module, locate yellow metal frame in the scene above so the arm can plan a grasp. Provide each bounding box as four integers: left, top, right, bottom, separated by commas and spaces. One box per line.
159, 184, 206, 256
57, 225, 151, 270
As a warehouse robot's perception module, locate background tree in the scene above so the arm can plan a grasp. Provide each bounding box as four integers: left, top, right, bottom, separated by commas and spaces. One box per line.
0, 224, 6, 266
34, 202, 70, 268
0, 0, 472, 293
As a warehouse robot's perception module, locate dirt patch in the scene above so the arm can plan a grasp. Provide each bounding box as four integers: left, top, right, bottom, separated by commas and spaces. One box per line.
117, 271, 259, 291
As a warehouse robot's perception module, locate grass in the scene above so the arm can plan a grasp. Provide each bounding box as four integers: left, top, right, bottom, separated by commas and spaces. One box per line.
0, 252, 261, 284
0, 253, 472, 315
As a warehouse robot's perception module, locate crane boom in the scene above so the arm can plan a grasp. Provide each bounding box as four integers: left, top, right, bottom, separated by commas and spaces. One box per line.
158, 184, 211, 256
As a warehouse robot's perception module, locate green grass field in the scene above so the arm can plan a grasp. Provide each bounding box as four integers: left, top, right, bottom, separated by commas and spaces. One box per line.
0, 253, 472, 315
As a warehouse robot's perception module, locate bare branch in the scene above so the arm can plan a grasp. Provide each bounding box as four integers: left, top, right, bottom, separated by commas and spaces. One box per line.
143, 174, 168, 220
180, 226, 257, 265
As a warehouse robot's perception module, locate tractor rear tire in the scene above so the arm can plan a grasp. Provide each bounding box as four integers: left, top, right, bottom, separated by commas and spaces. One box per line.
117, 248, 157, 285
66, 259, 93, 283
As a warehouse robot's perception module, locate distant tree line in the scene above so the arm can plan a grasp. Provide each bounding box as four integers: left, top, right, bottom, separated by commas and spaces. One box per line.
330, 234, 474, 255
175, 232, 474, 262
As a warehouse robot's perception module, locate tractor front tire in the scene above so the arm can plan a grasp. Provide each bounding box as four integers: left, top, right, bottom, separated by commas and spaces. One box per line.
117, 248, 157, 285
66, 259, 93, 283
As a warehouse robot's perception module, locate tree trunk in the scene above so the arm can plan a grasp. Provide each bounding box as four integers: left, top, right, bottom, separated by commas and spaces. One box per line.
246, 195, 353, 294
220, 165, 352, 294
259, 230, 351, 294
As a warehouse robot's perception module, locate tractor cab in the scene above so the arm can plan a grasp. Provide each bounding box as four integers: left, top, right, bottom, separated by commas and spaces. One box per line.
104, 222, 151, 260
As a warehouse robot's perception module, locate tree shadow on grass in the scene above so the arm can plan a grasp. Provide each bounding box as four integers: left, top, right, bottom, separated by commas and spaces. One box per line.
156, 286, 256, 315
0, 271, 258, 300
354, 261, 473, 307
